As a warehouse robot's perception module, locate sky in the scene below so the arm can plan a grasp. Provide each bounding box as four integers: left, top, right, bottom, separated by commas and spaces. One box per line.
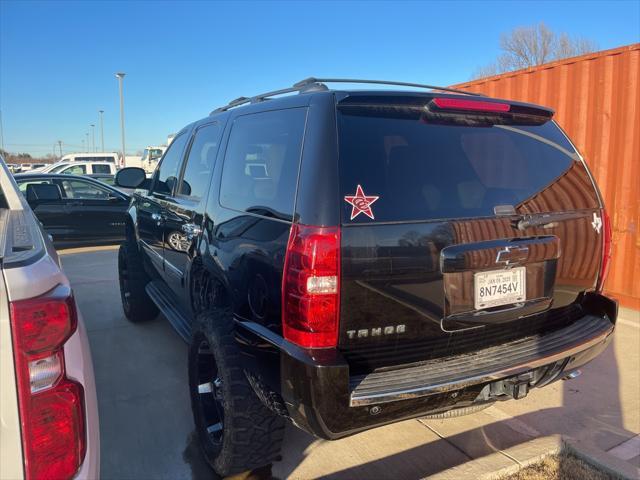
1, 0, 639, 157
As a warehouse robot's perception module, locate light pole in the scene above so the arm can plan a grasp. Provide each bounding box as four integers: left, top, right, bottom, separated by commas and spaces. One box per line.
85, 132, 89, 152
98, 110, 105, 152
90, 124, 96, 152
115, 72, 126, 166
0, 109, 5, 154
57, 140, 63, 157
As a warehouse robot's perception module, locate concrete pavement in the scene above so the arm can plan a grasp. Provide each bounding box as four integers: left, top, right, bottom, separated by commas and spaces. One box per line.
60, 247, 640, 479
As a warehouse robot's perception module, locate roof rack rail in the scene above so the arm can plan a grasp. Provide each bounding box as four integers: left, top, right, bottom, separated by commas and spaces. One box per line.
211, 82, 327, 114
293, 77, 482, 97
210, 77, 480, 114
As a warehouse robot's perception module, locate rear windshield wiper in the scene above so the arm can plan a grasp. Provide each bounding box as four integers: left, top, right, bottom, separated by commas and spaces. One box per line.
514, 211, 591, 230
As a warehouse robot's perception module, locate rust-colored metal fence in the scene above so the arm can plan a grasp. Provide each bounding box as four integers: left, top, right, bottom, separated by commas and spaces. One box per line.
453, 44, 640, 308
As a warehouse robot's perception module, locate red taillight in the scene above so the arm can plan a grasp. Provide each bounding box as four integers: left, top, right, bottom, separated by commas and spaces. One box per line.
10, 294, 76, 354
597, 209, 613, 292
10, 285, 86, 480
282, 224, 340, 348
22, 381, 86, 480
432, 97, 511, 113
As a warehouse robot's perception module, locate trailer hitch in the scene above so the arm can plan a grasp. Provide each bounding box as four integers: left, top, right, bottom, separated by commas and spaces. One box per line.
489, 372, 534, 400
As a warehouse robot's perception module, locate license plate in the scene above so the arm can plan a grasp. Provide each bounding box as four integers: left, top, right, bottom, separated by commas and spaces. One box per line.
474, 267, 526, 310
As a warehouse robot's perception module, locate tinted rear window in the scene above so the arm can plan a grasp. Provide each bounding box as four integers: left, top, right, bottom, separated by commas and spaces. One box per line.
338, 109, 598, 223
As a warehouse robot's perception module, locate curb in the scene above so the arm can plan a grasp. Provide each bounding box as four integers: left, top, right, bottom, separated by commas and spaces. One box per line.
565, 438, 640, 480
425, 435, 639, 480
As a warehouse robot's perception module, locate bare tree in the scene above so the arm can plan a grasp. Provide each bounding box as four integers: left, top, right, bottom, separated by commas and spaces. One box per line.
472, 23, 597, 79
555, 33, 598, 59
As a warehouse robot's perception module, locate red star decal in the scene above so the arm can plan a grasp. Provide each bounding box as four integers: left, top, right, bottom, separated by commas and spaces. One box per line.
344, 184, 379, 220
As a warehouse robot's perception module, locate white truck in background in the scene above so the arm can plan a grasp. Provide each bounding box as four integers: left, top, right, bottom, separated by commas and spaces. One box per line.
124, 155, 143, 169
61, 152, 120, 164
141, 134, 175, 174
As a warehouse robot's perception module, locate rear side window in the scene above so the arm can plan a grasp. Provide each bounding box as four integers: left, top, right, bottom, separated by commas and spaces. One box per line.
58, 179, 112, 199
62, 165, 86, 175
92, 164, 111, 174
219, 108, 306, 220
49, 164, 67, 173
180, 122, 222, 200
18, 179, 52, 193
154, 133, 189, 195
338, 109, 598, 222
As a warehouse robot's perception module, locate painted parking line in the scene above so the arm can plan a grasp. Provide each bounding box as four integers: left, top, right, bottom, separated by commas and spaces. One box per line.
607, 434, 640, 461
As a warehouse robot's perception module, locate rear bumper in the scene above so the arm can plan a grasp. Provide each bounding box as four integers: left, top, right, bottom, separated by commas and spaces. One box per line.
239, 293, 617, 440
349, 314, 612, 406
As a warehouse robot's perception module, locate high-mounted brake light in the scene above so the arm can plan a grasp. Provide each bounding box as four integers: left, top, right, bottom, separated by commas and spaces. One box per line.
424, 96, 553, 126
282, 224, 340, 348
432, 97, 511, 113
10, 285, 86, 480
597, 209, 612, 292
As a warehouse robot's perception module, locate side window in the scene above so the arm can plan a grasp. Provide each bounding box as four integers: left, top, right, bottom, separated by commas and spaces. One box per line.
96, 176, 115, 186
219, 108, 306, 219
92, 164, 111, 174
63, 164, 87, 175
58, 179, 112, 200
154, 133, 189, 195
18, 179, 52, 193
179, 123, 222, 200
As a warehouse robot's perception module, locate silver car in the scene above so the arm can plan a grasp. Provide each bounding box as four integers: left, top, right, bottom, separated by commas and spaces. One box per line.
0, 157, 100, 479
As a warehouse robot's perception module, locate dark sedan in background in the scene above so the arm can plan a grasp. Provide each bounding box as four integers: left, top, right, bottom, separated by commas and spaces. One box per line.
14, 173, 130, 247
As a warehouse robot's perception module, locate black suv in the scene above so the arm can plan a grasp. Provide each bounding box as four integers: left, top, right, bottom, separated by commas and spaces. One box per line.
115, 78, 617, 476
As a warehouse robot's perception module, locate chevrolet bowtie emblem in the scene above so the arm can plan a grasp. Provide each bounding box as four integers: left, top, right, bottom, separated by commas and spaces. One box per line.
591, 213, 602, 234
496, 246, 530, 265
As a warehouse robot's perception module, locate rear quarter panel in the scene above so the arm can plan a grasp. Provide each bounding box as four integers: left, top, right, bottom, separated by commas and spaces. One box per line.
0, 273, 23, 480
1, 205, 101, 479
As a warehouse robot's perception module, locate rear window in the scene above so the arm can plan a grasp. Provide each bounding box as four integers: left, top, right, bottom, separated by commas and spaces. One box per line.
338, 108, 598, 223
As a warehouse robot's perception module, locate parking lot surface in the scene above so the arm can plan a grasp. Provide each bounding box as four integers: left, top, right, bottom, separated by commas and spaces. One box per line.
61, 247, 640, 479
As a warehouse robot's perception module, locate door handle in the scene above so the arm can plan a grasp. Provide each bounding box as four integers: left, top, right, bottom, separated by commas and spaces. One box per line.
181, 223, 202, 240
151, 213, 164, 226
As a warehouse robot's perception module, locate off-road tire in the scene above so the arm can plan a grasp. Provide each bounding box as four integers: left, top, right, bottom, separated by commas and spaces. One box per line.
422, 402, 494, 420
189, 308, 285, 477
118, 237, 158, 322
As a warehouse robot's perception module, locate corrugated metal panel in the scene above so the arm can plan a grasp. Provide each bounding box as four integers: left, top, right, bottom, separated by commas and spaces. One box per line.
454, 44, 640, 308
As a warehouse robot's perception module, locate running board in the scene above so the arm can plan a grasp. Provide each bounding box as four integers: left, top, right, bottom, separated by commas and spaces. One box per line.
145, 280, 192, 342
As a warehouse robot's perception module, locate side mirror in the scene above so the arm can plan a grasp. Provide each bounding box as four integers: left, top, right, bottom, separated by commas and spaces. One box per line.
115, 167, 146, 189
26, 183, 62, 204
